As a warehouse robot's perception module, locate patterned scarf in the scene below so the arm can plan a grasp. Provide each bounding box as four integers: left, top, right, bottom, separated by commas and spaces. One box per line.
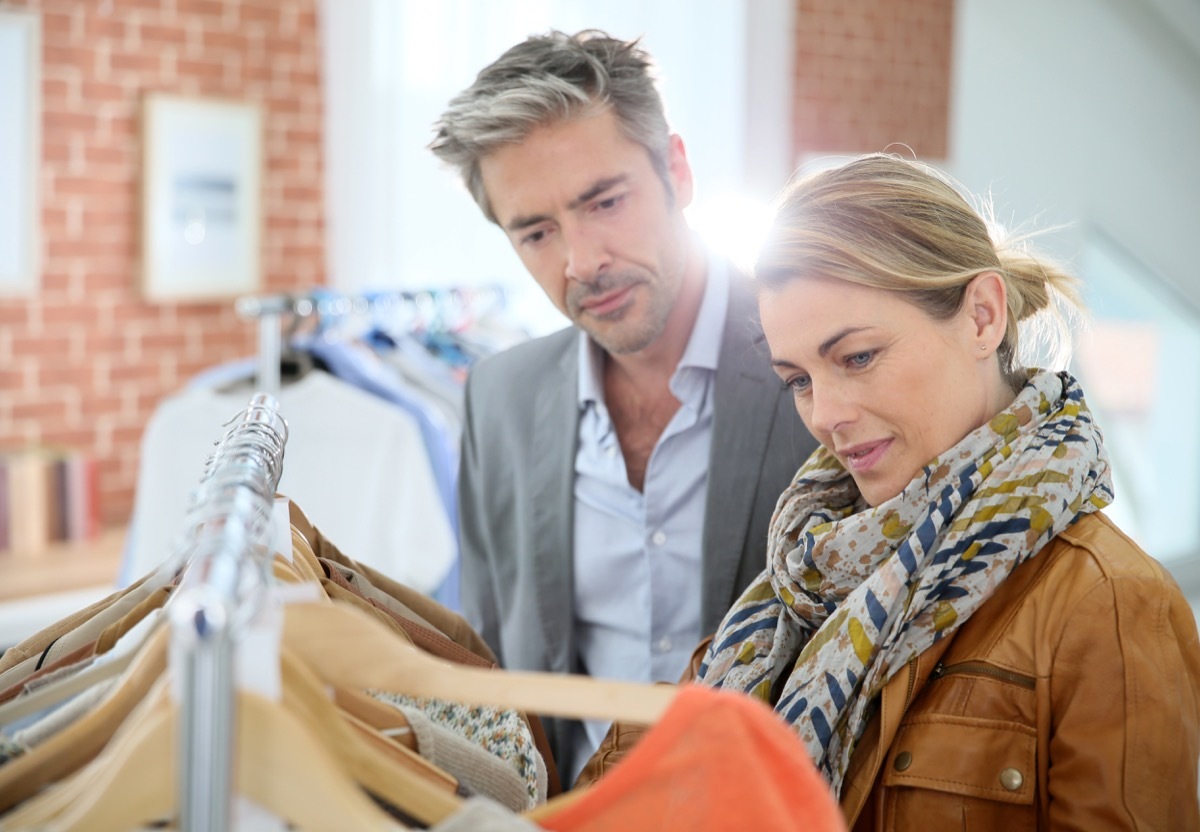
697, 370, 1113, 793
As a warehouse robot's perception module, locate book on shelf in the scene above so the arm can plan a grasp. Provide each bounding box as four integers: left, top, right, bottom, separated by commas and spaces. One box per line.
0, 447, 101, 556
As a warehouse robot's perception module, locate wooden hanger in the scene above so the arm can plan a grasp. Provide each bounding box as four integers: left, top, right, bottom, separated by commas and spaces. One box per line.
0, 540, 323, 815
5, 644, 464, 831
0, 623, 157, 727
0, 548, 310, 731
0, 676, 177, 829
288, 525, 325, 583
0, 623, 169, 815
335, 685, 418, 751
283, 599, 677, 724
7, 679, 402, 832
340, 708, 459, 794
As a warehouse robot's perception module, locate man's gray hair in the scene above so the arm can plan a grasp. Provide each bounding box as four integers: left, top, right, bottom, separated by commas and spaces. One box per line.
429, 29, 672, 224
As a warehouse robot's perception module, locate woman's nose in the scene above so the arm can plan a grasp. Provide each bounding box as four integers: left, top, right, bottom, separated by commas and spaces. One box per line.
807, 382, 857, 436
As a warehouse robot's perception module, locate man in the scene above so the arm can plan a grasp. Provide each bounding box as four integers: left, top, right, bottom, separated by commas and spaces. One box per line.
430, 30, 816, 782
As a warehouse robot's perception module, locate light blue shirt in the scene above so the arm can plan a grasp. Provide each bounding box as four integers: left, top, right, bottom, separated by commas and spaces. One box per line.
567, 260, 730, 783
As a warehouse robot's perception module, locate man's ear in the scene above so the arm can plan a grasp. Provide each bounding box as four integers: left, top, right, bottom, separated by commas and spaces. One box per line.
666, 134, 694, 210
964, 271, 1008, 354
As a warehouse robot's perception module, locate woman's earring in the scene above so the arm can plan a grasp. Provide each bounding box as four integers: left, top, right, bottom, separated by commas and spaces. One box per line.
979, 344, 987, 351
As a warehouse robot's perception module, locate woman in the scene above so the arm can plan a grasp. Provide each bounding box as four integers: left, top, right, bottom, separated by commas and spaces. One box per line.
579, 154, 1200, 830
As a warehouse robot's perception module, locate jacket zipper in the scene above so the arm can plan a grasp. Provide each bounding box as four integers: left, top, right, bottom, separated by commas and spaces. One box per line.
904, 656, 918, 707
929, 660, 1036, 689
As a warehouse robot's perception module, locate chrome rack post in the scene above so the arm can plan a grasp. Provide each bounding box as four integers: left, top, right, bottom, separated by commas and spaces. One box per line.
170, 393, 288, 832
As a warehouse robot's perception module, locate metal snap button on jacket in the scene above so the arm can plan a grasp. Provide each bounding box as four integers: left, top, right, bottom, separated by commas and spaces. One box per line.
893, 751, 913, 771
1000, 767, 1024, 791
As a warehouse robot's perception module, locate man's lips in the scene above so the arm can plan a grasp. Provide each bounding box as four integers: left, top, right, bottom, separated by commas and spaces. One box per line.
579, 284, 636, 316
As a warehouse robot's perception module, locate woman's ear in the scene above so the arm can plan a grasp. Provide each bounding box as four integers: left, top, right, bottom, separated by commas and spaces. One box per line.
963, 271, 1008, 355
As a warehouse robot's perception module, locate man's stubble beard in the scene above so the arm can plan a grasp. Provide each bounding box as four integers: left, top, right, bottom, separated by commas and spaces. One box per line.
568, 270, 678, 356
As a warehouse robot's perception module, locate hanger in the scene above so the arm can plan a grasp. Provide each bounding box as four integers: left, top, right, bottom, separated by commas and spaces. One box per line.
0, 600, 167, 726
0, 623, 170, 815
283, 599, 676, 724
0, 541, 306, 814
0, 545, 306, 733
335, 685, 417, 751
4, 642, 464, 831
5, 680, 402, 832
0, 555, 473, 828
340, 707, 460, 793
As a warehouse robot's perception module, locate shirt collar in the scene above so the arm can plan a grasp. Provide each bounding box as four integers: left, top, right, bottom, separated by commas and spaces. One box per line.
577, 256, 730, 407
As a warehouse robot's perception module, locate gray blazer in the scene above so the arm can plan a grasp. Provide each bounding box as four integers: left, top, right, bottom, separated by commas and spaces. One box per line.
457, 276, 817, 771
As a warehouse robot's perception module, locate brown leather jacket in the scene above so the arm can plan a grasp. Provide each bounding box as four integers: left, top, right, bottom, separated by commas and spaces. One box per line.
578, 513, 1200, 831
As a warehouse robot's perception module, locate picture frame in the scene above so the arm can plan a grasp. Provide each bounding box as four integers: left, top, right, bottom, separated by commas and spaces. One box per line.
0, 9, 41, 296
141, 94, 262, 302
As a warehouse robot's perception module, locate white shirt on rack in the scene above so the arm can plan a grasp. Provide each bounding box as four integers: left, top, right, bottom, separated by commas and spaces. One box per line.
124, 370, 454, 592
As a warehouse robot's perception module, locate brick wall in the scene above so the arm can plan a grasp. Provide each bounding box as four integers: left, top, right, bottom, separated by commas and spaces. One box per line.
0, 0, 324, 527
0, 1, 951, 529
792, 0, 953, 160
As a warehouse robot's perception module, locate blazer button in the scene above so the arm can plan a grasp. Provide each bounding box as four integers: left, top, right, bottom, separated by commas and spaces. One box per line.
1000, 767, 1024, 791
893, 751, 913, 771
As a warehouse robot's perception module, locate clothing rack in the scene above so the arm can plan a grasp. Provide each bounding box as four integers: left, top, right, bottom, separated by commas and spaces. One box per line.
235, 286, 507, 398
167, 393, 288, 832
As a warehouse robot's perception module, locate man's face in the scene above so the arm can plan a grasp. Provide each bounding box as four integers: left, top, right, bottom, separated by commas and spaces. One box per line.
479, 108, 695, 355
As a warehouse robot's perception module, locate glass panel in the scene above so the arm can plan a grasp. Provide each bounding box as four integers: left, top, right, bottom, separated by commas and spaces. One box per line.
1073, 228, 1200, 564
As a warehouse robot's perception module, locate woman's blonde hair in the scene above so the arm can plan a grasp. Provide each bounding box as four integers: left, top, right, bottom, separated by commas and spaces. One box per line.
755, 154, 1084, 390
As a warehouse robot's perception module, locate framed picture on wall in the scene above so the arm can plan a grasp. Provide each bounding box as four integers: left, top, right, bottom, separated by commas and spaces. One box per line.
0, 10, 40, 296
141, 94, 262, 302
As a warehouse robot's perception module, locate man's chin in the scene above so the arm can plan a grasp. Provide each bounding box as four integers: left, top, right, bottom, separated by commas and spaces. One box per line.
581, 320, 662, 356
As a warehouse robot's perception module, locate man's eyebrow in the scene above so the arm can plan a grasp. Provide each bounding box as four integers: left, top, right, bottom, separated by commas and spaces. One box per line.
506, 213, 551, 233
504, 175, 629, 233
567, 175, 628, 211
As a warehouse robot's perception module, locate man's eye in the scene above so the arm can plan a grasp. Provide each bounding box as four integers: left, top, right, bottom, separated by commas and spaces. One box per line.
521, 229, 547, 246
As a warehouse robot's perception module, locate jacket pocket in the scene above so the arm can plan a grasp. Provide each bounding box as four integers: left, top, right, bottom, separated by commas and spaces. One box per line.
881, 714, 1037, 831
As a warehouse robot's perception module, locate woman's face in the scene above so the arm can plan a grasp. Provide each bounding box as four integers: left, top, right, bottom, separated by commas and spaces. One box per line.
761, 274, 1009, 506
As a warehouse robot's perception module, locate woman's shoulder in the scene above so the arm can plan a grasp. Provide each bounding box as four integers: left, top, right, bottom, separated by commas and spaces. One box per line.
957, 511, 1188, 661
1045, 510, 1177, 585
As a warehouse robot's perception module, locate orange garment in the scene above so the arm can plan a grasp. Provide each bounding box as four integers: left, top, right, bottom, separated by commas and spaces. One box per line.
538, 685, 845, 832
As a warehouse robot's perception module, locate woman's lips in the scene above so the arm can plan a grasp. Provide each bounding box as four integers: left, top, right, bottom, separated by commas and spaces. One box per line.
840, 439, 893, 473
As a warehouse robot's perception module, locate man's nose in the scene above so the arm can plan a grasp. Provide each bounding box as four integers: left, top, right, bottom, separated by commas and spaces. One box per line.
563, 226, 611, 284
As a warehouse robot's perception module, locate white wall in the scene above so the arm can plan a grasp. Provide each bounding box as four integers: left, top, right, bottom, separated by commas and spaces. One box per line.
320, 0, 795, 334
950, 0, 1200, 595
948, 0, 1200, 307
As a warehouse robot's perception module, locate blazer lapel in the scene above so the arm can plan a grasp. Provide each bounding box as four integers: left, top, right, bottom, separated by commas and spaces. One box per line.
701, 279, 785, 627
530, 334, 582, 674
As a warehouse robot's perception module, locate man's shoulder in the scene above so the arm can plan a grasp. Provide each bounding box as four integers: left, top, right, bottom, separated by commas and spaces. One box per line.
467, 325, 578, 400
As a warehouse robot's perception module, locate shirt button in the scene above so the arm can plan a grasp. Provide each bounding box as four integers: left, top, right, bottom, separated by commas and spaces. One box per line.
656, 636, 672, 653
651, 531, 667, 546
606, 445, 618, 459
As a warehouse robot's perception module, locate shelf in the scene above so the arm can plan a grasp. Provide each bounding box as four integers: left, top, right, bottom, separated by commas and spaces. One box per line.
0, 527, 126, 601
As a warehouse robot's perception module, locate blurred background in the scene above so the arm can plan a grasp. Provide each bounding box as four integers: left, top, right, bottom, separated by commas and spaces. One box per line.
0, 0, 1197, 644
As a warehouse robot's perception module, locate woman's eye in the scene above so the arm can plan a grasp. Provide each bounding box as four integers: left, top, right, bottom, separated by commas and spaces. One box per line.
785, 375, 811, 394
847, 351, 874, 369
